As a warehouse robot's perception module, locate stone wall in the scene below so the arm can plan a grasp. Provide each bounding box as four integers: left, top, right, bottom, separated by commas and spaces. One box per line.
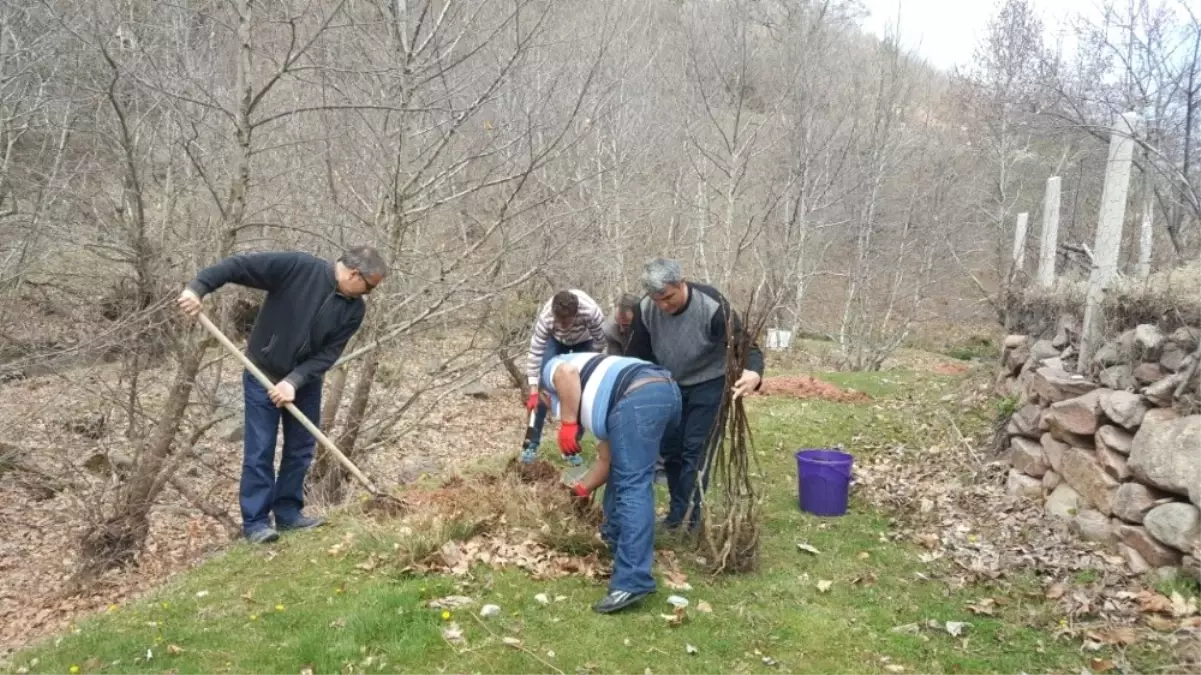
996, 322, 1201, 582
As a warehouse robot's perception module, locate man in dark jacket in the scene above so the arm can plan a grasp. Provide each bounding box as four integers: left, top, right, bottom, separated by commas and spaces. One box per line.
625, 258, 763, 531
176, 246, 387, 543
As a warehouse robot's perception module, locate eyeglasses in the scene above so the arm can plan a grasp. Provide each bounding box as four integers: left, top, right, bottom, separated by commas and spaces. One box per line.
357, 270, 380, 293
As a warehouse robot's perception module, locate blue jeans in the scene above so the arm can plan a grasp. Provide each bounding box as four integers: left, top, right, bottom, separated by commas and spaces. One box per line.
528, 338, 597, 448
241, 370, 322, 534
601, 373, 682, 595
659, 376, 725, 529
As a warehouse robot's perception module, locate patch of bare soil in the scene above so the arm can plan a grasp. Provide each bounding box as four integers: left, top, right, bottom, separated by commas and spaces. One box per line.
933, 361, 970, 375
756, 375, 870, 403
0, 335, 529, 657
855, 435, 1200, 673
504, 457, 561, 485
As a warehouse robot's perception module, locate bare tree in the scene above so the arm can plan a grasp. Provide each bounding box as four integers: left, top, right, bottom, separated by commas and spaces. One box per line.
301, 0, 616, 501
751, 0, 860, 334
1043, 0, 1201, 262
833, 25, 966, 370
953, 0, 1054, 322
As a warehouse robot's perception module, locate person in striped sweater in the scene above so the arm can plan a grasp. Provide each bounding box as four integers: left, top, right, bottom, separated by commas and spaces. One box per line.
521, 289, 606, 465
539, 351, 682, 614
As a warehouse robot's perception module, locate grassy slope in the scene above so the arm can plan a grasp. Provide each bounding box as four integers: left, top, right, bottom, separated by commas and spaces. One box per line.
5, 368, 1141, 675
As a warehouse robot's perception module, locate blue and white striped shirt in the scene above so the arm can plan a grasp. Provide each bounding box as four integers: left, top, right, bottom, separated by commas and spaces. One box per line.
540, 352, 655, 441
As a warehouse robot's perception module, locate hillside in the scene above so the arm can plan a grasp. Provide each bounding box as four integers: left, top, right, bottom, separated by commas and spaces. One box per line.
5, 360, 1197, 674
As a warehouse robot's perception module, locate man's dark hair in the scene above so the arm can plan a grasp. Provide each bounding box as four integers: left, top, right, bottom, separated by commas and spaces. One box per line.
617, 293, 640, 313
551, 290, 579, 320
339, 245, 389, 279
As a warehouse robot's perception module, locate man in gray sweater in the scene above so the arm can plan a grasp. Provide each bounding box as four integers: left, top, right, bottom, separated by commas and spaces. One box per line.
625, 258, 764, 530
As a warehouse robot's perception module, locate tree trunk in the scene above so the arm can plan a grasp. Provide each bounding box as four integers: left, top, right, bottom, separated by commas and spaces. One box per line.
311, 352, 378, 504
321, 366, 348, 431
499, 350, 525, 389
79, 336, 207, 576
336, 352, 378, 455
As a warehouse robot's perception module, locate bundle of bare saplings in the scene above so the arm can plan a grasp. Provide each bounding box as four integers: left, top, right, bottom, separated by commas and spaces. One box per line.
688, 290, 773, 575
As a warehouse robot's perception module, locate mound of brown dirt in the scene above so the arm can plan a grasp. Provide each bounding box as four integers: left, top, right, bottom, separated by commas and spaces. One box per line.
504, 457, 561, 485
407, 467, 601, 528
756, 375, 870, 403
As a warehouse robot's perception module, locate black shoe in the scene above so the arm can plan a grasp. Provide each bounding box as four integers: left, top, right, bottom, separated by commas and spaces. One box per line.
276, 515, 325, 531
592, 589, 651, 614
245, 527, 280, 544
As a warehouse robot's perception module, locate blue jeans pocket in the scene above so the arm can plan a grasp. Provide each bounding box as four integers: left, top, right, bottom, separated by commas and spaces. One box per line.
633, 402, 673, 439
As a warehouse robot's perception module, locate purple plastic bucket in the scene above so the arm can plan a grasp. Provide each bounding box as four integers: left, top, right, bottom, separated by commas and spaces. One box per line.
795, 448, 853, 516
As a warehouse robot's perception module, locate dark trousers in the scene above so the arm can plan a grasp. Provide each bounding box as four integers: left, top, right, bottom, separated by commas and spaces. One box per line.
600, 376, 682, 594
528, 338, 596, 447
659, 376, 725, 529
241, 370, 322, 534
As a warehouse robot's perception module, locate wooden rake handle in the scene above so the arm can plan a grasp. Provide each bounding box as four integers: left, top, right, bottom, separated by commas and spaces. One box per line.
195, 311, 383, 496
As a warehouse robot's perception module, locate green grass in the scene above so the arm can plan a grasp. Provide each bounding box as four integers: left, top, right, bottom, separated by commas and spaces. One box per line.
4, 370, 1146, 675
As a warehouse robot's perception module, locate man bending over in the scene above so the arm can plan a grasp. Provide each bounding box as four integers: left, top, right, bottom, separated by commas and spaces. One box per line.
540, 351, 681, 614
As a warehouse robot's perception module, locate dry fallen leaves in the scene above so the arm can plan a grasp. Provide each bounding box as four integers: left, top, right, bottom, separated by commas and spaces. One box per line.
664, 570, 693, 591
1133, 589, 1200, 618
796, 543, 821, 555
1086, 626, 1138, 646
915, 532, 940, 549
659, 606, 688, 627
420, 532, 605, 582
1136, 589, 1174, 614
1144, 615, 1176, 632
966, 598, 996, 616
816, 580, 833, 593
696, 601, 713, 614
427, 595, 474, 610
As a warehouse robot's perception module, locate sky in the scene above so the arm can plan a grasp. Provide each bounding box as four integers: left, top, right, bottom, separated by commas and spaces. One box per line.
857, 0, 1108, 73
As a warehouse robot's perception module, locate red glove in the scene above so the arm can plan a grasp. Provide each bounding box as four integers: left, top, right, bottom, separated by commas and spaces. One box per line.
526, 391, 539, 411
557, 421, 581, 456
568, 482, 590, 499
